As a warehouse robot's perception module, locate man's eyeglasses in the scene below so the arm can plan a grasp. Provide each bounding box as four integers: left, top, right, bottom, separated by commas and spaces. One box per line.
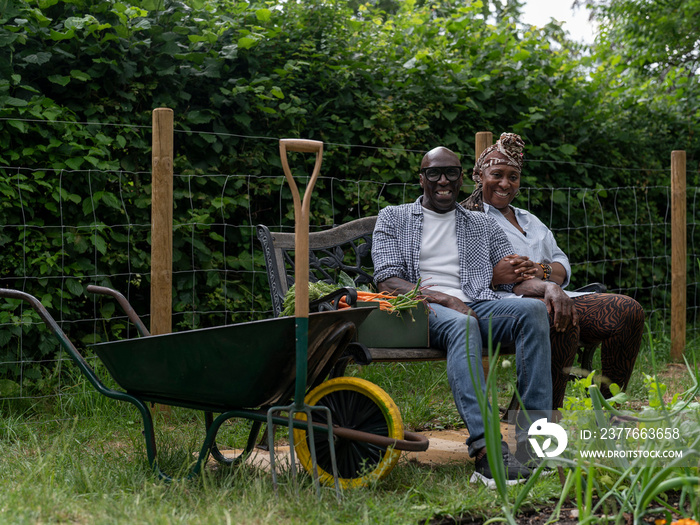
421, 166, 462, 182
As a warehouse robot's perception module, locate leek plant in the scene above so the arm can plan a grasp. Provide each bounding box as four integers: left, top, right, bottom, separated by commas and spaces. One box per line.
557, 323, 700, 523
470, 317, 700, 523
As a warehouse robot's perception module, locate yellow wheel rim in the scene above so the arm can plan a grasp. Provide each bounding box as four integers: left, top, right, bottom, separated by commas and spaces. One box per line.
293, 377, 403, 489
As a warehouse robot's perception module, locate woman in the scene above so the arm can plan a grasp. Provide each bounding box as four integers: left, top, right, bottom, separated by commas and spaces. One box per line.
463, 133, 645, 409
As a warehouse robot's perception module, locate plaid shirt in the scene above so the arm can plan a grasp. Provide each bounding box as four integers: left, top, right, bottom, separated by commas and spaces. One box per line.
372, 198, 515, 300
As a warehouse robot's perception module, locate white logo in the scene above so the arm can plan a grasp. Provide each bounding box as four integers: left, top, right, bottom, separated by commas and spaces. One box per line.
528, 418, 568, 458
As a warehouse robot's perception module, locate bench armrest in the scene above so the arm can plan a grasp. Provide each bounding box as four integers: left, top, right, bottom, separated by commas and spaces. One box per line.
574, 282, 607, 293
309, 287, 358, 312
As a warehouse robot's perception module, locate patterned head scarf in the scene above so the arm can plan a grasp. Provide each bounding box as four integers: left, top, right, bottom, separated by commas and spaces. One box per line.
462, 132, 525, 212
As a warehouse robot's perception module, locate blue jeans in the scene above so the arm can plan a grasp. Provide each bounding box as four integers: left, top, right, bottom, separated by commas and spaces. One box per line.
428, 299, 552, 457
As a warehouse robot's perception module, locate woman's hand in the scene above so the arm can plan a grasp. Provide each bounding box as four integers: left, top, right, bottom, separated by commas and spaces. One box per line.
531, 261, 567, 284
512, 278, 578, 331
492, 254, 537, 285
542, 282, 578, 331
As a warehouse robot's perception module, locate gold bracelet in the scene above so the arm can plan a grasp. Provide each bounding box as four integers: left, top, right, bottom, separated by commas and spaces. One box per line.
539, 263, 552, 280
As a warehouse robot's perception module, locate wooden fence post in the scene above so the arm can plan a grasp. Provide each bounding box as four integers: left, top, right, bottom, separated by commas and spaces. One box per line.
151, 108, 174, 337
475, 131, 493, 160
671, 150, 687, 361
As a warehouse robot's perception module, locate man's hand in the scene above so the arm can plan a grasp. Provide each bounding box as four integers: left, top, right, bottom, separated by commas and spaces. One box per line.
425, 290, 478, 318
492, 254, 536, 286
378, 277, 477, 318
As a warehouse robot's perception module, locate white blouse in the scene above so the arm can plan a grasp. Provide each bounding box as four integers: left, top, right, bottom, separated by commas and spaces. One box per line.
484, 203, 581, 294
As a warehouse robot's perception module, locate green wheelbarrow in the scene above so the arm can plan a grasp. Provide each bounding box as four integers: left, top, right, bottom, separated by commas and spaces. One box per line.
0, 285, 427, 491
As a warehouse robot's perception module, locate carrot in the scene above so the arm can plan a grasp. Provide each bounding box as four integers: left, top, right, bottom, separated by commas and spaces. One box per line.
356, 291, 395, 300
354, 291, 397, 311
338, 296, 392, 310
282, 278, 427, 316
351, 286, 427, 314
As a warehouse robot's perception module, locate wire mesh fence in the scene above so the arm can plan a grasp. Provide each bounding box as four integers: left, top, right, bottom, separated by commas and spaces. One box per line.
1, 120, 698, 418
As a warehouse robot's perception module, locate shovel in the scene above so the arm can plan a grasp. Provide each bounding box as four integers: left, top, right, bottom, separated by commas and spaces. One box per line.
266, 139, 341, 498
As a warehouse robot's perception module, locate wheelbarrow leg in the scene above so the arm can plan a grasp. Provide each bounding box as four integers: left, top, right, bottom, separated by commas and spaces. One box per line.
119, 395, 178, 482
144, 408, 257, 481
185, 409, 259, 479
255, 424, 274, 451
204, 412, 262, 466
137, 399, 211, 482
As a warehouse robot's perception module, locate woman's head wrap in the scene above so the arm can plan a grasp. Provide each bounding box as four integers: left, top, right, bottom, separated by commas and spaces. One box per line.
462, 132, 525, 212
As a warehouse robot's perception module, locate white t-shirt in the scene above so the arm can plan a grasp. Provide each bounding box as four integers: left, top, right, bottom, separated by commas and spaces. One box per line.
420, 208, 472, 302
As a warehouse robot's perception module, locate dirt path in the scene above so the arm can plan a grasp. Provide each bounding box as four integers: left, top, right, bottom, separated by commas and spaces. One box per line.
211, 422, 517, 470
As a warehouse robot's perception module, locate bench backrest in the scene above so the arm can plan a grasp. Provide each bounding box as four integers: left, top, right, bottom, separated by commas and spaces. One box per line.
257, 216, 379, 317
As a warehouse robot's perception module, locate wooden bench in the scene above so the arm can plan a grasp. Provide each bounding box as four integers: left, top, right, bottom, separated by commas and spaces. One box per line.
256, 216, 602, 406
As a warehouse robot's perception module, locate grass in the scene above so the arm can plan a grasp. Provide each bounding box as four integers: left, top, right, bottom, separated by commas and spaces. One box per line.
0, 333, 698, 524
0, 401, 565, 524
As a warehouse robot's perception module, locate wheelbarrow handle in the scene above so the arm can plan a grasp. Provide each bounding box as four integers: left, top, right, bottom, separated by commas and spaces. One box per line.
280, 413, 430, 453
0, 288, 120, 398
0, 287, 168, 477
86, 285, 151, 337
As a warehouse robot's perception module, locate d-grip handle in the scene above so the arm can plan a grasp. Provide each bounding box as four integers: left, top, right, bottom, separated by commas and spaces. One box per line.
279, 139, 324, 320
279, 138, 323, 154
278, 138, 324, 218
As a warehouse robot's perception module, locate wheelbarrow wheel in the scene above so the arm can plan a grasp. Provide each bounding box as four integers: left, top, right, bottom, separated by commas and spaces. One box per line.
293, 377, 403, 489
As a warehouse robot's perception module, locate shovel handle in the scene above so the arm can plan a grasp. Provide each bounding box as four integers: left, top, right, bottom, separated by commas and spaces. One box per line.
279, 139, 324, 320
279, 139, 323, 154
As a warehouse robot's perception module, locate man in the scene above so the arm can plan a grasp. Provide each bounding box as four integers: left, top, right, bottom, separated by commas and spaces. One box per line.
371, 146, 552, 486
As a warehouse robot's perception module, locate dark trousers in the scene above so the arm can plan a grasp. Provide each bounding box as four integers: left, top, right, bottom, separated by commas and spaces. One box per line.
547, 293, 645, 409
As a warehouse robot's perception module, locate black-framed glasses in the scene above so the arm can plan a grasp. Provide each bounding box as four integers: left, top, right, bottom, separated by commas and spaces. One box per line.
420, 166, 462, 182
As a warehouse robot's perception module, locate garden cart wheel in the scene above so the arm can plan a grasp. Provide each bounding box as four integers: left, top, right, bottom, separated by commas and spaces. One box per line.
293, 377, 403, 489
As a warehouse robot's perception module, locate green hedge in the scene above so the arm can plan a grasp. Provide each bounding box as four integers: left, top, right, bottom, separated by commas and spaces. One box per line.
1, 0, 698, 389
